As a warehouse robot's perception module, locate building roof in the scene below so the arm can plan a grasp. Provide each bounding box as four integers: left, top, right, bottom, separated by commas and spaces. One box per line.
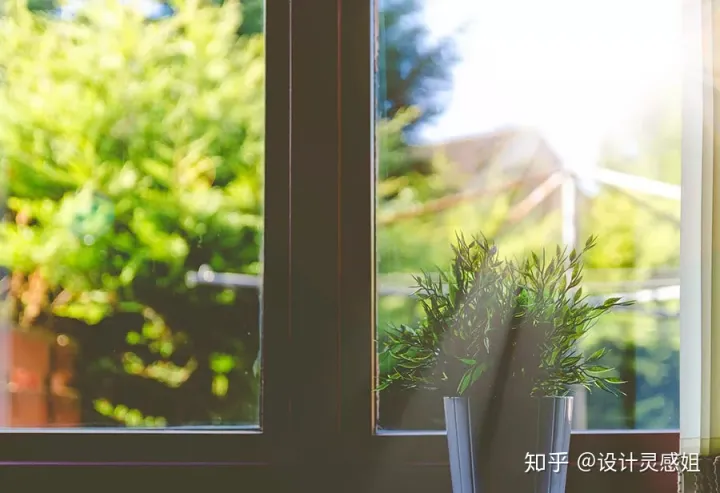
411, 127, 562, 190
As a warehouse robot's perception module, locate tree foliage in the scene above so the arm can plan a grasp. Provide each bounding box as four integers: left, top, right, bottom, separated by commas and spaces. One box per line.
377, 0, 459, 138
0, 0, 681, 432
0, 0, 264, 425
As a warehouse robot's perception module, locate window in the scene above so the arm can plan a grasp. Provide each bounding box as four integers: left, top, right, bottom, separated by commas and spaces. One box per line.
375, 0, 683, 432
368, 0, 683, 491
0, 0, 703, 492
0, 0, 284, 470
0, 0, 265, 431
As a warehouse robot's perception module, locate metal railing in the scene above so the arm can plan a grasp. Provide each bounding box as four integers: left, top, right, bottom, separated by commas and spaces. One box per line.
185, 265, 680, 313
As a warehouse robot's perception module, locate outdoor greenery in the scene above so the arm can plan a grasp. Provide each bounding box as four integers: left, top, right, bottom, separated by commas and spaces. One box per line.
0, 0, 265, 425
0, 0, 681, 431
0, 0, 462, 427
378, 233, 633, 398
377, 0, 459, 138
374, 73, 682, 430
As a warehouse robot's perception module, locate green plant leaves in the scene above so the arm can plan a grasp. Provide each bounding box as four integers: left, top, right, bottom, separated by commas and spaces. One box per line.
0, 0, 264, 319
378, 233, 634, 397
0, 0, 266, 425
457, 364, 484, 395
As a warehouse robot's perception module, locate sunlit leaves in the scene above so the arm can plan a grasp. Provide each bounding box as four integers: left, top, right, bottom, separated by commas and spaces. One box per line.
0, 0, 264, 425
93, 398, 167, 427
212, 374, 229, 397
0, 0, 264, 296
379, 234, 634, 397
210, 352, 235, 373
121, 351, 196, 387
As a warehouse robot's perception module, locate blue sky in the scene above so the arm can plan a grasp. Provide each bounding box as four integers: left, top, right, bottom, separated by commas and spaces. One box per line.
417, 0, 683, 173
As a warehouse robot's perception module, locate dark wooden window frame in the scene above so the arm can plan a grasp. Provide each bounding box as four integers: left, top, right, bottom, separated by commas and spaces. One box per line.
0, 1, 684, 492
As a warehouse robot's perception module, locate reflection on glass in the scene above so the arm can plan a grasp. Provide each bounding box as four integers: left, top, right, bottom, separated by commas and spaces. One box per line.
375, 0, 681, 431
0, 0, 264, 428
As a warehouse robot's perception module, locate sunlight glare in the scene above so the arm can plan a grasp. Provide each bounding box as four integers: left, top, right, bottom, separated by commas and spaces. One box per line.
421, 0, 683, 177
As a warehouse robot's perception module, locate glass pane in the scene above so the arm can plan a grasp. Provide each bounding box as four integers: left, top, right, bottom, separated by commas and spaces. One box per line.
375, 0, 681, 431
0, 0, 264, 428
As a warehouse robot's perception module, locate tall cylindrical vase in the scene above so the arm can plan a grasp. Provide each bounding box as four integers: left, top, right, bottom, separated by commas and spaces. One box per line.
533, 396, 574, 493
444, 397, 479, 493
444, 395, 573, 493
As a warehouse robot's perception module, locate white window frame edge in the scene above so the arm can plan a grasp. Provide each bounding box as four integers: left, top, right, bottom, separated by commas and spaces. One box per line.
680, 0, 718, 456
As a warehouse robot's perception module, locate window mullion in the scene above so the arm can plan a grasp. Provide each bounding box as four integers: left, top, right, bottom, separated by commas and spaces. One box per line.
286, 0, 343, 465
338, 0, 376, 447
262, 0, 292, 454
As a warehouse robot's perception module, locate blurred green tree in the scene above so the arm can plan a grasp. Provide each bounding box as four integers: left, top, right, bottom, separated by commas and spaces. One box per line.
377, 0, 459, 138
0, 0, 265, 425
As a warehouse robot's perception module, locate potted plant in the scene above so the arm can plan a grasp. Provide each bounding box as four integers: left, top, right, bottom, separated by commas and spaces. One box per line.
378, 233, 633, 493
